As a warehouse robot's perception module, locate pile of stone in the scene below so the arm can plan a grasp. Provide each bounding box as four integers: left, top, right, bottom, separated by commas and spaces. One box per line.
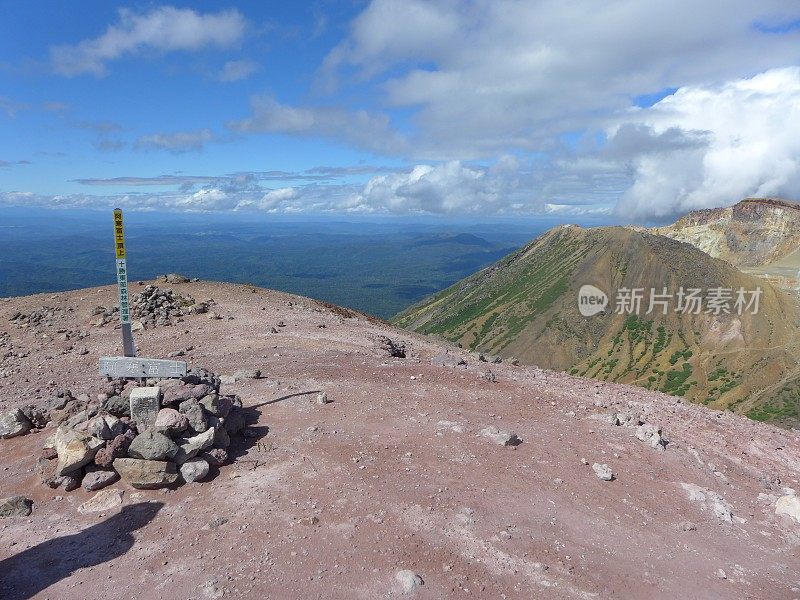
131, 285, 198, 328
0, 368, 249, 491
92, 286, 214, 329
8, 306, 69, 329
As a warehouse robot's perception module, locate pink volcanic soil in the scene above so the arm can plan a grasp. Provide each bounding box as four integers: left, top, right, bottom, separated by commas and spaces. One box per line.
0, 281, 799, 599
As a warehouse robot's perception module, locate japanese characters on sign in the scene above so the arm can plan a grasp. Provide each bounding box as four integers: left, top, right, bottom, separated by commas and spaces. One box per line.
113, 208, 136, 356
98, 357, 187, 379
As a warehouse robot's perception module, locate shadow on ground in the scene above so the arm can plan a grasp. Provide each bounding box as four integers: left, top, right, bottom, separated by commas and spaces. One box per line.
0, 501, 163, 600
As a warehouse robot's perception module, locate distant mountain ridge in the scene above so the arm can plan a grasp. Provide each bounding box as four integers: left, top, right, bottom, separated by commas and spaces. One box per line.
395, 200, 800, 426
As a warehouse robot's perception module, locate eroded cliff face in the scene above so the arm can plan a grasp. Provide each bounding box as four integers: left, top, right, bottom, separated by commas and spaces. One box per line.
653, 198, 800, 269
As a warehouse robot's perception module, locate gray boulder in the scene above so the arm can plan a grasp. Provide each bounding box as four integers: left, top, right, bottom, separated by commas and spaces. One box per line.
233, 368, 261, 381
178, 398, 207, 432
180, 458, 210, 483
0, 408, 32, 439
36, 457, 81, 491
103, 395, 130, 417
113, 458, 178, 489
20, 404, 50, 429
199, 394, 232, 417
127, 429, 179, 461
82, 466, 119, 491
0, 496, 33, 518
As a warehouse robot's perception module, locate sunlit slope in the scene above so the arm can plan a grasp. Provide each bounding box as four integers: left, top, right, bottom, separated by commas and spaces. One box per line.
394, 225, 800, 425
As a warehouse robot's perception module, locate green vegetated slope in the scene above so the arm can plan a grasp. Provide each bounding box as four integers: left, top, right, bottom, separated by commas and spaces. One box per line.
394, 225, 800, 427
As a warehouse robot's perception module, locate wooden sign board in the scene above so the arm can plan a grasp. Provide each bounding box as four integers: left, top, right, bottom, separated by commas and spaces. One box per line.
99, 357, 187, 379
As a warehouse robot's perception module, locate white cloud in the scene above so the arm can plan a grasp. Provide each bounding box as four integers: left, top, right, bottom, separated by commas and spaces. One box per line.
51, 6, 246, 76
346, 162, 505, 213
228, 94, 408, 156
613, 67, 800, 221
218, 60, 259, 82
326, 0, 800, 159
136, 129, 216, 153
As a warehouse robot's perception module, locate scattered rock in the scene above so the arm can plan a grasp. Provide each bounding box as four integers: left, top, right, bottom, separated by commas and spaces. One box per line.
316, 392, 331, 405
233, 368, 261, 381
113, 458, 179, 489
681, 483, 733, 523
431, 352, 467, 368
0, 408, 32, 439
94, 431, 135, 467
480, 426, 521, 446
636, 423, 667, 450
775, 494, 800, 524
19, 404, 50, 429
395, 570, 424, 594
78, 489, 124, 513
37, 457, 81, 491
592, 463, 614, 481
200, 394, 232, 417
200, 448, 228, 466
103, 395, 130, 417
0, 496, 33, 518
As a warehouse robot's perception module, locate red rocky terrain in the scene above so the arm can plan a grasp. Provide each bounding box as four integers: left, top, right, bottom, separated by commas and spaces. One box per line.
1, 280, 799, 599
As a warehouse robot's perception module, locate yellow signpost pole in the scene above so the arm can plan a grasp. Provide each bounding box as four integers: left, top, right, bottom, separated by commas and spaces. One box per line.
113, 208, 136, 357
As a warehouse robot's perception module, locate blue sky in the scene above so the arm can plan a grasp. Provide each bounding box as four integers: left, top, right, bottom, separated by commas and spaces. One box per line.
1, 1, 800, 220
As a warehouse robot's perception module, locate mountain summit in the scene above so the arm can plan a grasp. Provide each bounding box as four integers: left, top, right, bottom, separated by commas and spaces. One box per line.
395, 209, 800, 425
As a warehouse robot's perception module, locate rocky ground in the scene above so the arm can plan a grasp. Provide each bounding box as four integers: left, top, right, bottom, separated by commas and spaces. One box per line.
0, 280, 799, 599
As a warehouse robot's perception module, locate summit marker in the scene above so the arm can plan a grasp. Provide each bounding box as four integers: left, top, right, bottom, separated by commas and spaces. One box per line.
113, 208, 136, 357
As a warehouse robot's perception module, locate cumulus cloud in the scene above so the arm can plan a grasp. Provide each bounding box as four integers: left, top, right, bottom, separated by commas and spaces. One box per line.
136, 129, 216, 153
325, 0, 800, 159
228, 94, 408, 156
218, 60, 259, 82
612, 67, 800, 221
51, 6, 246, 76
345, 162, 507, 213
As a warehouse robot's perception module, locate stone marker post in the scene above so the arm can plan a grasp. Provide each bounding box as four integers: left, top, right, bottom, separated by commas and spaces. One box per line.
129, 387, 161, 430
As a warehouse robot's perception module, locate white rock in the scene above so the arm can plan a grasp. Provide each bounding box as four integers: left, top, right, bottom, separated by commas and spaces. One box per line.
78, 489, 124, 514
592, 463, 614, 481
775, 494, 800, 523
480, 426, 520, 446
395, 569, 424, 593
180, 458, 210, 483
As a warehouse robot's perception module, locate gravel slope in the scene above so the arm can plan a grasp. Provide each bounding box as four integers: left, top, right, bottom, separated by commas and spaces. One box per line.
1, 280, 799, 599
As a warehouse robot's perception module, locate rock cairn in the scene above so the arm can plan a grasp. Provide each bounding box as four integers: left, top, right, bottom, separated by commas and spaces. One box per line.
92, 285, 213, 329
0, 367, 248, 492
